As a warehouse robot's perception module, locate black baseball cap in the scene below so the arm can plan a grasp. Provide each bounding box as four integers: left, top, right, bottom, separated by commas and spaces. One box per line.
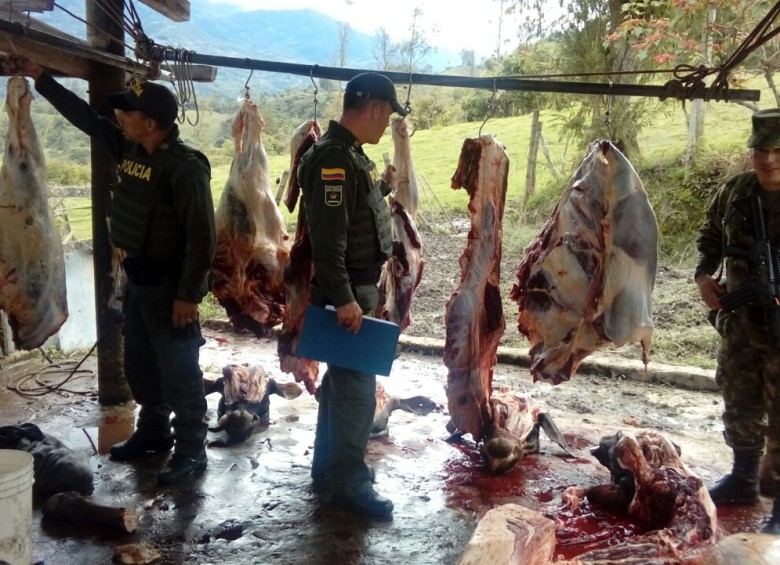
107, 81, 178, 128
345, 72, 408, 116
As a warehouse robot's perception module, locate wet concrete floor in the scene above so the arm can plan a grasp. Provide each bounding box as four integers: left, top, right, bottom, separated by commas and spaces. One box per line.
0, 325, 773, 564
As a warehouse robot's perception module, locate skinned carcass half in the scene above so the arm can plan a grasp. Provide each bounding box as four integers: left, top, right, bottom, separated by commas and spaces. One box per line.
0, 77, 67, 349
511, 140, 657, 385
444, 135, 508, 442
278, 120, 321, 394
376, 116, 425, 331
210, 98, 290, 337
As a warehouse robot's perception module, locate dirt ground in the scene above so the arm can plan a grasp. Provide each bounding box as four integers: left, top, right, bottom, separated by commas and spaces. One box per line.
405, 231, 715, 369
0, 231, 769, 565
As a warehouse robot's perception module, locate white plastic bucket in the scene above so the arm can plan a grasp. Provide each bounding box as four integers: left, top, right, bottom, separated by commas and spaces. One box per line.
0, 450, 34, 565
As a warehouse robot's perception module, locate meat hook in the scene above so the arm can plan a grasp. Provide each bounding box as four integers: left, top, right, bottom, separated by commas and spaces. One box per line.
404, 67, 413, 117
478, 79, 498, 137
309, 65, 319, 122
244, 68, 253, 100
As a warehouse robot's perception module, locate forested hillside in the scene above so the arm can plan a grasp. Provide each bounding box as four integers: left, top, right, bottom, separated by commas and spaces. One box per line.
5, 0, 777, 268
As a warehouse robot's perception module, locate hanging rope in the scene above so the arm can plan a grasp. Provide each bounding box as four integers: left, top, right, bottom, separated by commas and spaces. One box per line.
53, 1, 135, 54
167, 48, 200, 125
709, 0, 780, 97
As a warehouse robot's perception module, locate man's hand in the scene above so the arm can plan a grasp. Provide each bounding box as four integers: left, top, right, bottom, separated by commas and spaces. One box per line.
3, 55, 44, 80
695, 272, 725, 310
336, 301, 363, 333
382, 165, 409, 190
172, 299, 199, 328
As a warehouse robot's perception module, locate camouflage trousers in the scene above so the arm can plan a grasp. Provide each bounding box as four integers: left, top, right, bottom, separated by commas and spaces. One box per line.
715, 309, 780, 481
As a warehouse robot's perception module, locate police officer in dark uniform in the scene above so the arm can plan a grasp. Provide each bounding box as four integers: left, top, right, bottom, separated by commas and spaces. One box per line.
696, 108, 780, 534
6, 56, 216, 485
297, 72, 407, 519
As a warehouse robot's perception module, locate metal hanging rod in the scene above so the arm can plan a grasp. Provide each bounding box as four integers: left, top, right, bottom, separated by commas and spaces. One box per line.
0, 15, 760, 102
147, 48, 760, 102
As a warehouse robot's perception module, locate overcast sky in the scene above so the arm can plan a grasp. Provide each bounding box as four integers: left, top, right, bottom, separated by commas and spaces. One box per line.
213, 0, 521, 59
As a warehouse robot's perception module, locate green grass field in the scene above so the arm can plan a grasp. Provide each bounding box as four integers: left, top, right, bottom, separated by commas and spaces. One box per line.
54, 77, 772, 255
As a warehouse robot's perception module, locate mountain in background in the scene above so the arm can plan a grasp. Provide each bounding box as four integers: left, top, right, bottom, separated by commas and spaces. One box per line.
34, 2, 463, 97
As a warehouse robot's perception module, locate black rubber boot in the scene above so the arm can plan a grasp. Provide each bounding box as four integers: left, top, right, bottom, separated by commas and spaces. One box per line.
157, 451, 207, 485
109, 432, 174, 462
760, 497, 780, 535
708, 450, 761, 506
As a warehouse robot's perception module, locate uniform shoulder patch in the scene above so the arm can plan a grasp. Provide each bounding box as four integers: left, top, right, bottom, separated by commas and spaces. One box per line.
325, 185, 343, 207
321, 168, 346, 181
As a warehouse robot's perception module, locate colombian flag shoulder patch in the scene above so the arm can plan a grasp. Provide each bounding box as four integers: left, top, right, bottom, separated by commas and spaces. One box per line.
321, 168, 346, 181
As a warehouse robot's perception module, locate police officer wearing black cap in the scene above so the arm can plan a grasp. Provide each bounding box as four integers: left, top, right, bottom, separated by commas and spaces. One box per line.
696, 108, 780, 534
297, 72, 407, 519
5, 55, 216, 485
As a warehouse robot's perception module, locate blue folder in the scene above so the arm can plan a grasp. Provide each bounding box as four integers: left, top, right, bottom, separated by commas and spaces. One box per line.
297, 305, 400, 376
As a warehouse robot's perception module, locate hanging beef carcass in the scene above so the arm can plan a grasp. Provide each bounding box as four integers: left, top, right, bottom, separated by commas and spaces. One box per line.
278, 120, 321, 394
511, 140, 657, 385
0, 77, 67, 349
444, 135, 509, 442
210, 97, 290, 337
376, 116, 425, 331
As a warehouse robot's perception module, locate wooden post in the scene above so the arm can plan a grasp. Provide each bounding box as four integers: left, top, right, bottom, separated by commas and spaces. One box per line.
539, 131, 560, 182
87, 0, 132, 405
0, 311, 14, 356
524, 109, 541, 204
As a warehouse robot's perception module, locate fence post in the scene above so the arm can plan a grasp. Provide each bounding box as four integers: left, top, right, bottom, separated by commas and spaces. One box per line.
524, 109, 541, 204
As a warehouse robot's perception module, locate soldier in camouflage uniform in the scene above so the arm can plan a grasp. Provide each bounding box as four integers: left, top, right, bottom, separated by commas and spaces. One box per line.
695, 108, 780, 534
6, 56, 216, 485
297, 72, 407, 519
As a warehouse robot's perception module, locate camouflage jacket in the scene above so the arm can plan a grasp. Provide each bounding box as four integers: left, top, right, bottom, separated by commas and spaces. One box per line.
696, 171, 780, 294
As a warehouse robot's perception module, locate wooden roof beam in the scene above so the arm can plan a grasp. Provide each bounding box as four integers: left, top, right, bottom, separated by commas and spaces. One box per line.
0, 17, 216, 82
0, 0, 53, 12
138, 0, 190, 22
0, 38, 89, 78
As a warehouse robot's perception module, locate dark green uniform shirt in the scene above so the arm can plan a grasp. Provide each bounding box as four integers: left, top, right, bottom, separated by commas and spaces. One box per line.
298, 121, 392, 307
34, 74, 216, 303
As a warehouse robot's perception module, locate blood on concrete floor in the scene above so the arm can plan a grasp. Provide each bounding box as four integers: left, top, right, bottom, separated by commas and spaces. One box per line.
0, 327, 770, 565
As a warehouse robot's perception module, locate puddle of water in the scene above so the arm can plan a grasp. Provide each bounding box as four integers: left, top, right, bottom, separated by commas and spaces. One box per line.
63, 412, 135, 456
97, 414, 135, 455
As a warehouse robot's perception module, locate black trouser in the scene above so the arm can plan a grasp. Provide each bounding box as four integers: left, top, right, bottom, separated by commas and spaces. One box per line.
310, 283, 378, 496
122, 276, 207, 457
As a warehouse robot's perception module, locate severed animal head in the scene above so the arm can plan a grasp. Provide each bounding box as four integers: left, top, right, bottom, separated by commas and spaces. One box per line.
480, 391, 573, 474
592, 430, 682, 481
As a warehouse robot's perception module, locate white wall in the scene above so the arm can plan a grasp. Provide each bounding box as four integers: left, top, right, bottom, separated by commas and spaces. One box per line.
53, 249, 97, 353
